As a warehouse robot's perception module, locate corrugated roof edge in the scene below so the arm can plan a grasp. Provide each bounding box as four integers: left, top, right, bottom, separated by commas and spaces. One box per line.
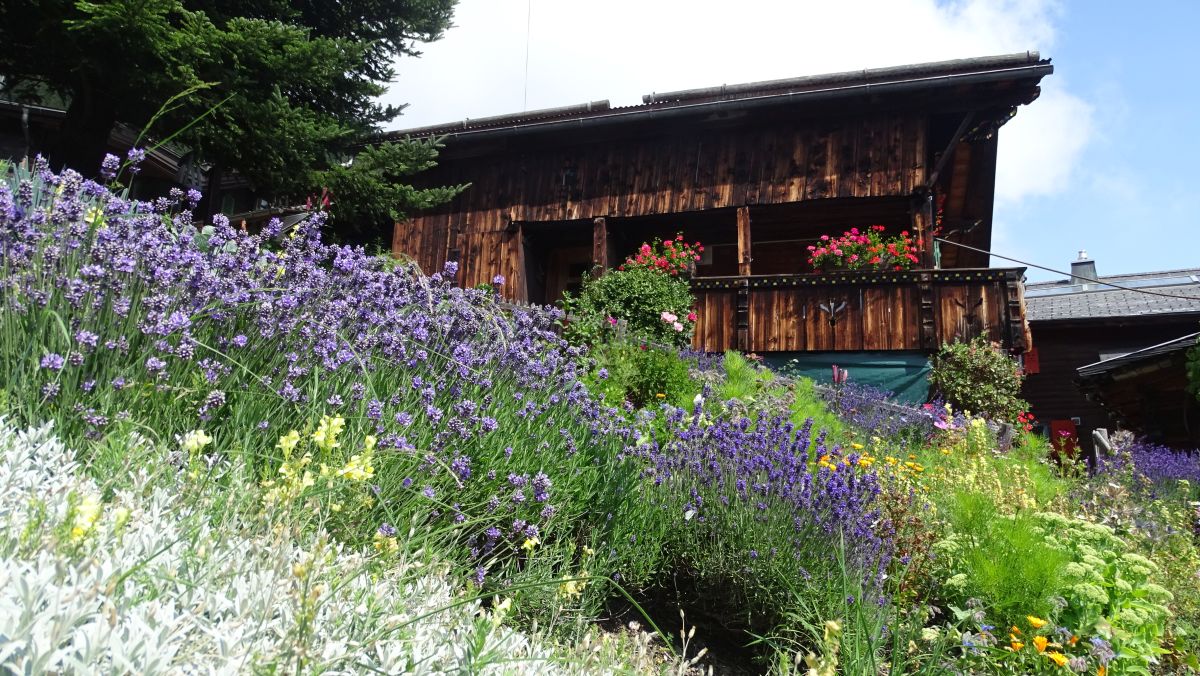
382, 51, 1049, 141
1077, 331, 1200, 378
641, 51, 1043, 103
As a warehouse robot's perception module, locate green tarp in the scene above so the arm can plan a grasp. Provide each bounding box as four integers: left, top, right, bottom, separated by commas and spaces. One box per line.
760, 351, 932, 404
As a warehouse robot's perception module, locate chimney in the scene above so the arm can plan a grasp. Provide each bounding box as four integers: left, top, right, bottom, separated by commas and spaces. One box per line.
1071, 250, 1098, 289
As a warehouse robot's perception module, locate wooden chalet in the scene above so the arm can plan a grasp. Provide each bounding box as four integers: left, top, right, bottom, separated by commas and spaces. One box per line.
389, 53, 1052, 361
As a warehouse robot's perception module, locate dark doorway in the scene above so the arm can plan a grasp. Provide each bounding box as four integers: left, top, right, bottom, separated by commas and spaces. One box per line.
521, 220, 595, 305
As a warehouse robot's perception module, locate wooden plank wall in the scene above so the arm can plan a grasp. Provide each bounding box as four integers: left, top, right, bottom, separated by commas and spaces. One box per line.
395, 113, 928, 297
693, 273, 1016, 354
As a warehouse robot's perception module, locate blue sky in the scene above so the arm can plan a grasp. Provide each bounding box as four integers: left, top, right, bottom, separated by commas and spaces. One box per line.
382, 1, 1199, 282
993, 1, 1199, 280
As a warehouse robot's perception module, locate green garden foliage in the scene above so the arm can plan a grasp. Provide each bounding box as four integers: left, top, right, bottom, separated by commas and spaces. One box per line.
585, 341, 700, 409
929, 335, 1029, 422
561, 267, 696, 348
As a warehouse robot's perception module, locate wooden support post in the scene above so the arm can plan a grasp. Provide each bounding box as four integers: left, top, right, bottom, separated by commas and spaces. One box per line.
913, 194, 934, 269
735, 278, 750, 353
592, 217, 608, 274
736, 206, 752, 276
918, 271, 937, 351
1003, 269, 1029, 354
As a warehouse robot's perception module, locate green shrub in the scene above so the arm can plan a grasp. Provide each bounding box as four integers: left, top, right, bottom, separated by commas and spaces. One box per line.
586, 341, 699, 409
561, 268, 695, 348
929, 336, 1029, 422
932, 491, 1070, 621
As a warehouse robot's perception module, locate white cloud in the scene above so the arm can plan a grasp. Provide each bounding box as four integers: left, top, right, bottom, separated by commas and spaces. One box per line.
382, 0, 1092, 205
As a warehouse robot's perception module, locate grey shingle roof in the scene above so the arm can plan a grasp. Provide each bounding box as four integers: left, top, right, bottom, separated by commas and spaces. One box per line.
1025, 268, 1200, 322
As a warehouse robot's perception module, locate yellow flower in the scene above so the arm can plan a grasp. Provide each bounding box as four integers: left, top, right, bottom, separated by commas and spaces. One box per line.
851, 443, 864, 450
372, 532, 399, 555
70, 494, 103, 541
1026, 615, 1047, 629
1098, 666, 1106, 676
277, 430, 301, 457
180, 429, 213, 454
311, 415, 346, 452
1032, 635, 1049, 653
521, 537, 539, 552
1045, 651, 1069, 667
582, 545, 595, 557
1009, 640, 1024, 651
655, 393, 665, 399
559, 579, 583, 599
337, 450, 375, 482
363, 434, 377, 452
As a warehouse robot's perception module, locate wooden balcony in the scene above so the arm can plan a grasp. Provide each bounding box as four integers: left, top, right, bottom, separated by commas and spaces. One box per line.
690, 267, 1029, 354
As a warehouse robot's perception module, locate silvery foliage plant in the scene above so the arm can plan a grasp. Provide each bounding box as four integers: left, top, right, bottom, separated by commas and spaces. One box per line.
0, 419, 569, 674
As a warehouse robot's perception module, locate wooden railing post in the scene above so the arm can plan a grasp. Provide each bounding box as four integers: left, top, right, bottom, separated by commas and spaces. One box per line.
735, 278, 750, 353
592, 217, 608, 274
736, 206, 752, 276
918, 271, 937, 350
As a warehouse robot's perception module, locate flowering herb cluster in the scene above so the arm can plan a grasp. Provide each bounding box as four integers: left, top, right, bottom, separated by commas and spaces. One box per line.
617, 234, 703, 277
806, 225, 920, 272
629, 405, 895, 639
0, 158, 649, 602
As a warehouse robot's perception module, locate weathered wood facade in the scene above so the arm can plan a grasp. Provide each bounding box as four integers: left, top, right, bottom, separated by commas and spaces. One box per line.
692, 268, 1028, 354
390, 53, 1052, 354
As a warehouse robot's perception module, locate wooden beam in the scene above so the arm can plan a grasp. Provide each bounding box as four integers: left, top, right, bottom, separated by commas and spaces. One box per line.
736, 206, 752, 276
592, 217, 609, 273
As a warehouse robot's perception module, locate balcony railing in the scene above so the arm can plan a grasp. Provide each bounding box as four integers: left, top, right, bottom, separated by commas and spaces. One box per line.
690, 267, 1029, 354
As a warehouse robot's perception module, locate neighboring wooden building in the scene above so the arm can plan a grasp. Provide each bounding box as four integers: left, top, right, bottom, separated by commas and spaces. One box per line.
390, 53, 1052, 358
1077, 333, 1200, 449
1023, 256, 1200, 452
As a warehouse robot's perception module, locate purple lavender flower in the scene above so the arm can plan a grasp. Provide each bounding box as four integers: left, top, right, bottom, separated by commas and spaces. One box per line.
126, 147, 146, 175
378, 522, 397, 537
99, 154, 121, 180
39, 353, 65, 370
145, 356, 167, 374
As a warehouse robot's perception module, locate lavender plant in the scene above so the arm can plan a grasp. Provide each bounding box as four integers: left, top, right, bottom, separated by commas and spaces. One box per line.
628, 405, 894, 645
0, 158, 651, 616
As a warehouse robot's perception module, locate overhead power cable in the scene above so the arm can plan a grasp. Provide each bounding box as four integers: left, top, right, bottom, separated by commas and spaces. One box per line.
934, 238, 1200, 302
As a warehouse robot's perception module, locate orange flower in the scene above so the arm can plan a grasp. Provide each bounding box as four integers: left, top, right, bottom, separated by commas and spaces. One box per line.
1098, 666, 1106, 676
1011, 625, 1022, 635
1033, 635, 1049, 653
1068, 635, 1079, 647
1009, 640, 1024, 651
1045, 651, 1069, 667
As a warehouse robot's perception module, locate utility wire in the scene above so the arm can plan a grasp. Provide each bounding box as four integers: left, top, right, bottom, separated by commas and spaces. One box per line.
934, 238, 1200, 302
522, 0, 532, 111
